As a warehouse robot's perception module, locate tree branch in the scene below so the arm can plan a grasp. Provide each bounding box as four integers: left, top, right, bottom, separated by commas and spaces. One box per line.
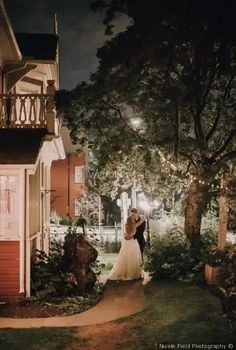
179, 151, 197, 168
100, 99, 145, 142
201, 66, 219, 115
206, 74, 236, 142
210, 129, 236, 160
206, 107, 221, 142
214, 150, 236, 164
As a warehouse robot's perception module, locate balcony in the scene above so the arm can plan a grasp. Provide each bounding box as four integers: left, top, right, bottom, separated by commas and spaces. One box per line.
0, 94, 48, 128
0, 81, 59, 134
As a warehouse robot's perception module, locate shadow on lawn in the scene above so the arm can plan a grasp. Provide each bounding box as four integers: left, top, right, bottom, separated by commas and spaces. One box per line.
127, 280, 236, 349
0, 327, 81, 350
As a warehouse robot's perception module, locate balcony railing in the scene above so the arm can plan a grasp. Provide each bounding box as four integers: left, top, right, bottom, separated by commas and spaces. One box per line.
0, 80, 59, 134
0, 94, 48, 128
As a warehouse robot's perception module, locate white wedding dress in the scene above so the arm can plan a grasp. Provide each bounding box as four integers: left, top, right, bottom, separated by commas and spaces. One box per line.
108, 237, 143, 280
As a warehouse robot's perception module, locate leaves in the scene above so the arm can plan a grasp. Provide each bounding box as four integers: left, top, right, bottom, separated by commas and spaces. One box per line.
56, 0, 236, 208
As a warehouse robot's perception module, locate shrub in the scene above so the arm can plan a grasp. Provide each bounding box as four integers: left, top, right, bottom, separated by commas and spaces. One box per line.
31, 222, 103, 300
205, 243, 236, 319
206, 243, 236, 297
145, 227, 217, 283
102, 239, 121, 253
31, 240, 65, 299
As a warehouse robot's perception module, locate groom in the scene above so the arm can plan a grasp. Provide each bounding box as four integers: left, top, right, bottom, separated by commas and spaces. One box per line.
129, 208, 146, 255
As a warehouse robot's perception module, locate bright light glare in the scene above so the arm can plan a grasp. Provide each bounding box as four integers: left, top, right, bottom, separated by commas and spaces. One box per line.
138, 199, 150, 211
153, 200, 160, 208
131, 117, 142, 129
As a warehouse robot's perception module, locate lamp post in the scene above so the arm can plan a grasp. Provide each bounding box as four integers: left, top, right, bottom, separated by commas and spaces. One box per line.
117, 191, 131, 236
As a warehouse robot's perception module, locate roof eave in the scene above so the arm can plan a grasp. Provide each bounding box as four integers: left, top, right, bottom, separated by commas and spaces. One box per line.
0, 0, 22, 61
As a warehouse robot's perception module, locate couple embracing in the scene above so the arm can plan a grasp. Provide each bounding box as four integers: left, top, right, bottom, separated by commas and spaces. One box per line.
108, 208, 146, 281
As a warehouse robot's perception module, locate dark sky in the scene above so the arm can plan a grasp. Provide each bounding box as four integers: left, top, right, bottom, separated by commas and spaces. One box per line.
6, 0, 128, 90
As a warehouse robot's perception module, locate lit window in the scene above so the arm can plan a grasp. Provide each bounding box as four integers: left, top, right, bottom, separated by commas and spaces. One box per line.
74, 199, 80, 216
75, 166, 83, 183
0, 175, 19, 239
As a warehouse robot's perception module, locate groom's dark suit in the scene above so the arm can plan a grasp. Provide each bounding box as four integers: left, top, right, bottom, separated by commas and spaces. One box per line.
133, 216, 146, 254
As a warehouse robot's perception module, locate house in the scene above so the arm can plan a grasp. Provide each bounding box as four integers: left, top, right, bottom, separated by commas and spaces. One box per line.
51, 125, 87, 218
0, 0, 65, 299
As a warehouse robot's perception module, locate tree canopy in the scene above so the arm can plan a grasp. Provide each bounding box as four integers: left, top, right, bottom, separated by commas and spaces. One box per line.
57, 0, 236, 243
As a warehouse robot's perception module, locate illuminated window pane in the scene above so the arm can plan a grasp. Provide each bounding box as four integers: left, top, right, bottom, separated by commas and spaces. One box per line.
75, 166, 83, 183
0, 175, 19, 239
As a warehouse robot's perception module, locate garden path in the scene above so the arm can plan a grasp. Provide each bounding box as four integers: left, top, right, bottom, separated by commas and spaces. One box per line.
0, 273, 150, 329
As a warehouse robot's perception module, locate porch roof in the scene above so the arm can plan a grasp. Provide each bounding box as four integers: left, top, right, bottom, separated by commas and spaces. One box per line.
0, 129, 47, 164
15, 33, 58, 61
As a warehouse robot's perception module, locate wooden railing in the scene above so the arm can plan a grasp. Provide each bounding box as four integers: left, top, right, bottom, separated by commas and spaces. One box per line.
0, 80, 59, 134
0, 94, 48, 128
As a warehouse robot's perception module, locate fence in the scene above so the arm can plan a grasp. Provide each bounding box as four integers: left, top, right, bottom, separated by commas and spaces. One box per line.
50, 224, 123, 243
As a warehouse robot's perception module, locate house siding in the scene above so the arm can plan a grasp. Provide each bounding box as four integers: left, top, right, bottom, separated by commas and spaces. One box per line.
0, 241, 20, 299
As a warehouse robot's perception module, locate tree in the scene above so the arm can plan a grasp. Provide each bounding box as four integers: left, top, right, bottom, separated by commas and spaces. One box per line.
58, 0, 236, 246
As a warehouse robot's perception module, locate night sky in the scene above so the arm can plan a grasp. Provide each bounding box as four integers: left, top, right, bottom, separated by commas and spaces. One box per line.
6, 0, 128, 90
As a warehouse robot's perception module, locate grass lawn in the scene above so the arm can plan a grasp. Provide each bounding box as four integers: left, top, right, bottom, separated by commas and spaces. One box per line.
0, 327, 80, 350
1, 280, 235, 349
124, 280, 236, 348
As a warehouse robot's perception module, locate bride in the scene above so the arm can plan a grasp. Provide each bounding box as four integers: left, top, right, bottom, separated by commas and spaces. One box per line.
108, 214, 144, 280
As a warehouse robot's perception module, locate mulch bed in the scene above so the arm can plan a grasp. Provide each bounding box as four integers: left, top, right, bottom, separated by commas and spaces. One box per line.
0, 301, 64, 318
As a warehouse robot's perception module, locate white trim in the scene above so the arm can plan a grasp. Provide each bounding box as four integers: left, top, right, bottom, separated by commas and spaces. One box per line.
19, 169, 25, 294
53, 136, 66, 160
25, 169, 31, 297
0, 168, 25, 294
0, 164, 35, 171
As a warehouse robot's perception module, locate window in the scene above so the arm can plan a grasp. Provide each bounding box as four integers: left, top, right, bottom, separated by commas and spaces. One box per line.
74, 199, 80, 216
0, 175, 19, 239
75, 166, 83, 183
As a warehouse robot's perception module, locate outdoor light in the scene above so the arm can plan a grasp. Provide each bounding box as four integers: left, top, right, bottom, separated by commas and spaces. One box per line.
153, 199, 160, 208
138, 199, 150, 212
130, 117, 142, 130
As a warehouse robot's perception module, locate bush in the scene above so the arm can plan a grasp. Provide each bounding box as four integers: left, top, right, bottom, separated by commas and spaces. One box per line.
145, 227, 217, 283
205, 243, 236, 319
102, 239, 121, 253
31, 222, 103, 300
31, 240, 65, 299
206, 243, 236, 297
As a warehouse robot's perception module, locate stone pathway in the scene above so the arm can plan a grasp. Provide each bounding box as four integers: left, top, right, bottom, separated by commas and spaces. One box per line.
0, 274, 150, 329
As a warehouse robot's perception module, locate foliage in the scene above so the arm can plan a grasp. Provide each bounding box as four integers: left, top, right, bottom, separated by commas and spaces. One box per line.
206, 243, 236, 298
31, 240, 65, 299
75, 191, 103, 225
31, 222, 102, 300
145, 227, 217, 282
57, 0, 236, 244
42, 283, 103, 316
50, 211, 61, 225
101, 238, 121, 253
59, 0, 236, 187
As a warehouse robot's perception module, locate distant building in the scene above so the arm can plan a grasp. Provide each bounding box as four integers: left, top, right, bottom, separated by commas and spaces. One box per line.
51, 126, 87, 218
0, 0, 65, 299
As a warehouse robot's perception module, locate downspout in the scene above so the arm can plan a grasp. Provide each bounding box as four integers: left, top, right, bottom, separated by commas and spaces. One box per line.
19, 169, 26, 295
25, 170, 31, 297
67, 154, 71, 216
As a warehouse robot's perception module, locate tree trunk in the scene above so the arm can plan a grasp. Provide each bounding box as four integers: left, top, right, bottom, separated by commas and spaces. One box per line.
184, 181, 209, 246
218, 173, 229, 250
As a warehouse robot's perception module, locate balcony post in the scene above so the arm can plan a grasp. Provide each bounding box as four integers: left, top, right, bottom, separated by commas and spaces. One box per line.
46, 80, 58, 134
